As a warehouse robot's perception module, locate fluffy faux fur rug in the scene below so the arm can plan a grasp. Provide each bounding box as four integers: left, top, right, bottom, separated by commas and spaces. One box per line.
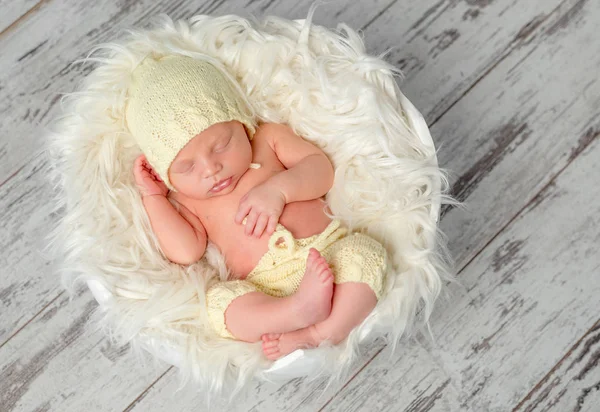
45, 3, 456, 403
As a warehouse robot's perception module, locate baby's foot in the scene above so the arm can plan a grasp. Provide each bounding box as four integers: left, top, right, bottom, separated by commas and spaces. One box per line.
293, 248, 334, 328
261, 326, 323, 360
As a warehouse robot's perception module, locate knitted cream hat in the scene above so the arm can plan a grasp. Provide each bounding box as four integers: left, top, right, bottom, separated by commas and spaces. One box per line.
125, 54, 257, 191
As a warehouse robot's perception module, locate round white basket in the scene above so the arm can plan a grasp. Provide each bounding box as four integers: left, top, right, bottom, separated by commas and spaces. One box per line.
47, 6, 451, 396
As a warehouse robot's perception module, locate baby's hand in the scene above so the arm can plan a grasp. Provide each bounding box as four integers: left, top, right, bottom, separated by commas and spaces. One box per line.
235, 182, 286, 237
133, 154, 169, 198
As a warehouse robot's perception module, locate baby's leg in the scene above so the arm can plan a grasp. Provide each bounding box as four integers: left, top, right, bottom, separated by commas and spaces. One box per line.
261, 282, 377, 360
212, 249, 335, 342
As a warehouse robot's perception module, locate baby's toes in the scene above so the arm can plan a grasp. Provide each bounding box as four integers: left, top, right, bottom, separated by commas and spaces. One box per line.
262, 340, 279, 350
307, 249, 319, 269
263, 344, 279, 354
317, 259, 329, 270
319, 267, 333, 283
312, 257, 325, 272
263, 345, 281, 359
266, 351, 281, 360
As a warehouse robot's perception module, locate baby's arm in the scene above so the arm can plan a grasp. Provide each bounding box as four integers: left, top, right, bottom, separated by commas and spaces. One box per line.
142, 195, 207, 265
262, 123, 335, 203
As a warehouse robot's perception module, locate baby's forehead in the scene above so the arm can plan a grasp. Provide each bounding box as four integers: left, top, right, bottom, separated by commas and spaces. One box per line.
174, 124, 230, 158
195, 124, 229, 142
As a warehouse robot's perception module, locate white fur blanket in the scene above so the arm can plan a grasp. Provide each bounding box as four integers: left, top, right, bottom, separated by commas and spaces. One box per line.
45, 4, 455, 401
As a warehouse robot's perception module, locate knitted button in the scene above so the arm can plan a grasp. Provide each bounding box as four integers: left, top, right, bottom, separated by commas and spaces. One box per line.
275, 237, 286, 248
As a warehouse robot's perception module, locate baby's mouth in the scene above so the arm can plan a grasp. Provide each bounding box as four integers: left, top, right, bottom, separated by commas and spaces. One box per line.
210, 177, 232, 193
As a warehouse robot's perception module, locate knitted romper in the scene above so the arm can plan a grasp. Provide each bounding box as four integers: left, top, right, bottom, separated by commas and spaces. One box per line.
205, 219, 388, 339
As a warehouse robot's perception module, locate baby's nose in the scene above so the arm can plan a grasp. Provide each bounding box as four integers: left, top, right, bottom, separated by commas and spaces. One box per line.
203, 161, 222, 177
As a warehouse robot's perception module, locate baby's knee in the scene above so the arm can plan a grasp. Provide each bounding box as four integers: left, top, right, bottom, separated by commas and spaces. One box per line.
334, 279, 379, 303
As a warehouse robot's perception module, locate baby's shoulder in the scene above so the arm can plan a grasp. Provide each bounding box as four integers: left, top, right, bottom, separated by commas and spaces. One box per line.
250, 123, 280, 158
253, 122, 295, 145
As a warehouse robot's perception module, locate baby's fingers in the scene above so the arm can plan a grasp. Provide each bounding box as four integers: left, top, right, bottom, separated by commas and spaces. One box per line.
266, 215, 279, 235
133, 154, 144, 172
236, 201, 252, 224
148, 166, 162, 181
135, 155, 155, 176
253, 214, 269, 238
245, 210, 259, 236
133, 155, 148, 180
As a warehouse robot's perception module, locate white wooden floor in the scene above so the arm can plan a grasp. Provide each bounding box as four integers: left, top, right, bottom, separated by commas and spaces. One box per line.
1, 0, 599, 411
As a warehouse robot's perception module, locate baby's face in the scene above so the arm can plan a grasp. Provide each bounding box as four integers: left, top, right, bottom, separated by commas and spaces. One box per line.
168, 120, 252, 199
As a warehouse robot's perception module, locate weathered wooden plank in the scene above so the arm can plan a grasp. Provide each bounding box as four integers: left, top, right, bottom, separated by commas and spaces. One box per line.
323, 122, 600, 411
361, 0, 566, 123
435, 0, 598, 268
0, 0, 40, 34
315, 335, 464, 412
514, 320, 600, 412
0, 287, 167, 412
0, 0, 396, 184
121, 339, 394, 412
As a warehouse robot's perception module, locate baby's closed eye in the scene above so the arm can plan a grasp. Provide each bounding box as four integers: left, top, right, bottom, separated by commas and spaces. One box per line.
173, 161, 193, 173
215, 137, 231, 152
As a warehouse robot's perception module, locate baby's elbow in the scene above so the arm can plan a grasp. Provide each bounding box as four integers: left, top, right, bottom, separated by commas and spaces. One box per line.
164, 253, 194, 266
184, 245, 207, 265
166, 242, 206, 266
170, 253, 201, 266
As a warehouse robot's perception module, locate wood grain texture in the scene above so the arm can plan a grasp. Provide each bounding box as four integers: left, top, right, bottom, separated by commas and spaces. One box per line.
514, 320, 600, 412
0, 287, 168, 411
315, 336, 464, 412
360, 0, 566, 122
436, 0, 599, 269
0, 153, 56, 344
123, 339, 389, 412
0, 0, 42, 35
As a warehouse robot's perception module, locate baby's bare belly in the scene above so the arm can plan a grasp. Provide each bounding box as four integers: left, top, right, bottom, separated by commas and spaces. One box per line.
207, 198, 332, 279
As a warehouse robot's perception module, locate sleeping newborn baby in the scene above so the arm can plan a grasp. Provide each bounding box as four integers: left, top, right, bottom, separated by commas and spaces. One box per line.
127, 54, 388, 360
